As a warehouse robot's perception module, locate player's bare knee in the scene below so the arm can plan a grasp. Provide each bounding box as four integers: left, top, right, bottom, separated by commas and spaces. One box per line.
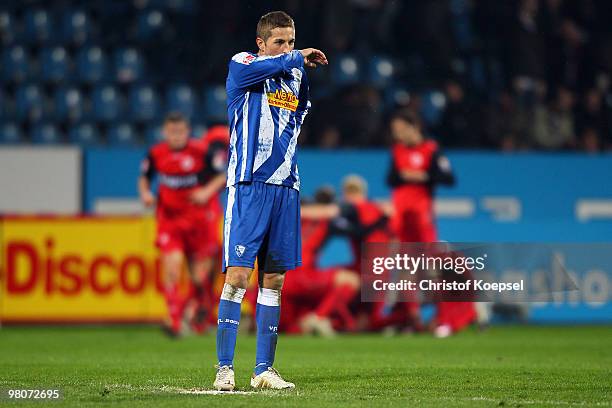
225, 266, 251, 289
262, 273, 285, 290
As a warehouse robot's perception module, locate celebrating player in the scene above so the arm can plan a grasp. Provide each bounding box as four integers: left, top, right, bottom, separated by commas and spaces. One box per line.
387, 109, 455, 242
138, 112, 227, 337
213, 11, 328, 391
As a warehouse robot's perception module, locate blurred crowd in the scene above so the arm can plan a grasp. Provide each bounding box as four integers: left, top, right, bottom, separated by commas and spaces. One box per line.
3, 0, 612, 151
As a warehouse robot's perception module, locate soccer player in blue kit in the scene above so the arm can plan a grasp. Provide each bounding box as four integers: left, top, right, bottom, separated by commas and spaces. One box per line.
213, 11, 328, 391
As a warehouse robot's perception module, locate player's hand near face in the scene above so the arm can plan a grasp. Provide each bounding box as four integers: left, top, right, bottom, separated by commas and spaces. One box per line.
300, 48, 328, 68
140, 190, 155, 207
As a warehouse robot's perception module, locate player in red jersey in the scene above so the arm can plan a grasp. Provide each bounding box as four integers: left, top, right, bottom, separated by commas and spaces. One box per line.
387, 110, 476, 336
387, 109, 455, 243
138, 112, 227, 336
282, 187, 359, 336
192, 124, 231, 330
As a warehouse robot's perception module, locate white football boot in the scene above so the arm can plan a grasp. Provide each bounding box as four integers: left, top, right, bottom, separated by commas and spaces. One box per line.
213, 365, 235, 391
250, 367, 295, 390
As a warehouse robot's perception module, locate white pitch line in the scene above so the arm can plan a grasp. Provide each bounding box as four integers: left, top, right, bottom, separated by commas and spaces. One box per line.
175, 388, 257, 395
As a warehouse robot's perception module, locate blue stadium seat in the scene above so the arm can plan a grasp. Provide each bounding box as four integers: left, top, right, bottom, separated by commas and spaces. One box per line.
202, 85, 227, 121
137, 10, 164, 41
76, 47, 108, 83
332, 54, 361, 85
40, 47, 70, 83
62, 10, 90, 45
54, 87, 85, 122
92, 85, 123, 122
114, 48, 144, 83
144, 124, 163, 145
368, 56, 395, 87
384, 87, 411, 110
421, 90, 447, 127
107, 123, 139, 146
31, 123, 62, 144
0, 123, 24, 144
2, 46, 30, 83
15, 84, 46, 122
68, 123, 101, 146
0, 88, 13, 119
166, 84, 196, 119
0, 11, 16, 45
23, 9, 53, 44
129, 85, 160, 122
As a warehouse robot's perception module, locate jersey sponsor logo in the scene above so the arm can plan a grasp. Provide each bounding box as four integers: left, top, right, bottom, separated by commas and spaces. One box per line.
158, 173, 198, 189
266, 89, 299, 112
235, 245, 245, 258
268, 325, 278, 332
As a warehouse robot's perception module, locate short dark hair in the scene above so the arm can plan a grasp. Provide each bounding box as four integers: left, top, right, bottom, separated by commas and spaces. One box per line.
164, 111, 188, 125
257, 11, 294, 41
391, 109, 421, 128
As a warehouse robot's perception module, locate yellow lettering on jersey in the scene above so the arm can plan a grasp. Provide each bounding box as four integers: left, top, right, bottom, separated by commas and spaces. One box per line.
266, 90, 299, 112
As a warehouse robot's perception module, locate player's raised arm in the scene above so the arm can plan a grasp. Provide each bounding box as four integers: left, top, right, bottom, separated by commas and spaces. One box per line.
228, 50, 304, 89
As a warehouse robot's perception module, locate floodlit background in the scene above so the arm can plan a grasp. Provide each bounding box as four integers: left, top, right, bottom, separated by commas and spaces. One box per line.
0, 0, 611, 337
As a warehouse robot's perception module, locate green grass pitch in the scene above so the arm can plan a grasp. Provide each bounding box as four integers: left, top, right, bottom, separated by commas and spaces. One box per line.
0, 325, 610, 407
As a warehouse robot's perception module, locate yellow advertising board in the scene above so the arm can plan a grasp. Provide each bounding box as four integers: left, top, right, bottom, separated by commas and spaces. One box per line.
0, 216, 167, 322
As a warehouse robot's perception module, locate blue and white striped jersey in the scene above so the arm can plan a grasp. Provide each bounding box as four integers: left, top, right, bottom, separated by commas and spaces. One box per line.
225, 50, 310, 191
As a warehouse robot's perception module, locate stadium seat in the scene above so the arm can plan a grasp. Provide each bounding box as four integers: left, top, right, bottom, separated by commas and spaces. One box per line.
40, 47, 71, 83
15, 84, 46, 122
68, 123, 102, 146
421, 90, 447, 127
129, 85, 160, 122
368, 56, 395, 87
23, 9, 53, 44
31, 123, 62, 144
2, 46, 30, 83
107, 123, 139, 146
114, 48, 144, 83
0, 122, 24, 144
92, 85, 123, 122
137, 10, 164, 41
166, 84, 196, 119
0, 11, 16, 45
54, 87, 85, 122
62, 10, 90, 45
76, 47, 108, 83
384, 87, 411, 110
0, 88, 13, 120
332, 54, 361, 85
202, 85, 227, 122
144, 124, 163, 145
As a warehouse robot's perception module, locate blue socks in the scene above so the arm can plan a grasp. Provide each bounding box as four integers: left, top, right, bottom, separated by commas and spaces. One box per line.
216, 284, 281, 375
254, 288, 281, 375
216, 283, 246, 367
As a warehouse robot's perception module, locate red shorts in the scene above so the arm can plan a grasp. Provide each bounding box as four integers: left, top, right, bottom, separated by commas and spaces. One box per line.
156, 209, 222, 260
392, 206, 437, 242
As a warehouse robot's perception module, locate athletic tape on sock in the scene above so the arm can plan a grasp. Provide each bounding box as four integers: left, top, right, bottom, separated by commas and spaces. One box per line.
220, 283, 246, 303
257, 288, 281, 307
